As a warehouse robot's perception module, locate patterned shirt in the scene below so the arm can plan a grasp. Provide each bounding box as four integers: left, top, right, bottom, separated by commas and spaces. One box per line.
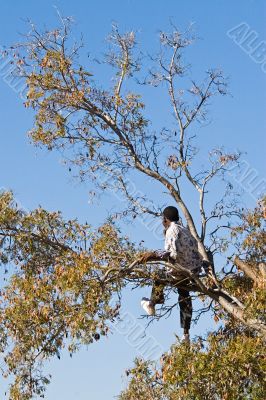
164, 222, 202, 271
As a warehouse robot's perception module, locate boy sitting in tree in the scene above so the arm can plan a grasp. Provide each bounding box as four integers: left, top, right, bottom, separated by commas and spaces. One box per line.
141, 206, 203, 343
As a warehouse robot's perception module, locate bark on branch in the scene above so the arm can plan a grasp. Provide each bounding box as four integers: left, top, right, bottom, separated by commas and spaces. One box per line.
234, 256, 262, 286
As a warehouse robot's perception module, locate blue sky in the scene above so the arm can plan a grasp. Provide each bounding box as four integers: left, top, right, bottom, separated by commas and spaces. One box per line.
0, 1, 265, 399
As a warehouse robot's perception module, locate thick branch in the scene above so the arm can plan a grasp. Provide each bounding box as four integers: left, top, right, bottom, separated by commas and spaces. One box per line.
234, 256, 262, 285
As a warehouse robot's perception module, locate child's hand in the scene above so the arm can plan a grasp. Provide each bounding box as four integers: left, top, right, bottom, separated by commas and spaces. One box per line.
155, 250, 171, 259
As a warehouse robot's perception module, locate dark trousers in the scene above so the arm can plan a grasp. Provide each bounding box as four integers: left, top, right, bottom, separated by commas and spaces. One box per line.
151, 281, 192, 331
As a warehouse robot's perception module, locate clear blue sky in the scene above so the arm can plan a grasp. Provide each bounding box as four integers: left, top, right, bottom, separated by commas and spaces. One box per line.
0, 1, 265, 399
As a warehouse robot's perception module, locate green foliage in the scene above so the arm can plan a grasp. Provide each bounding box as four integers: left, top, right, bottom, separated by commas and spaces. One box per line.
120, 333, 265, 400
231, 197, 266, 264
0, 191, 135, 398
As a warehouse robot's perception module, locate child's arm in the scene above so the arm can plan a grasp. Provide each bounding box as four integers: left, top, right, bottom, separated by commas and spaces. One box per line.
164, 224, 179, 259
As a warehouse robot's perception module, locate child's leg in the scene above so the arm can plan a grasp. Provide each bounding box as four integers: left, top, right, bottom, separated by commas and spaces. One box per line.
141, 281, 165, 316
177, 288, 192, 334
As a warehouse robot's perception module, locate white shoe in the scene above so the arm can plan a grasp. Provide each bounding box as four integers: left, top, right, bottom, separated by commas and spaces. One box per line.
141, 297, 155, 316
181, 333, 190, 344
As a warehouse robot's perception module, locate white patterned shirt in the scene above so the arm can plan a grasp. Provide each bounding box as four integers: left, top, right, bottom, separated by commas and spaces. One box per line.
164, 222, 202, 271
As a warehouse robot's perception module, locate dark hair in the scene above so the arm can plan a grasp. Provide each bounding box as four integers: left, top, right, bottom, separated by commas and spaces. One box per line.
163, 206, 179, 222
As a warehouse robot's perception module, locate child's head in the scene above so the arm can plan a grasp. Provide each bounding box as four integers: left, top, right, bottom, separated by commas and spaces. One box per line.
162, 206, 179, 228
